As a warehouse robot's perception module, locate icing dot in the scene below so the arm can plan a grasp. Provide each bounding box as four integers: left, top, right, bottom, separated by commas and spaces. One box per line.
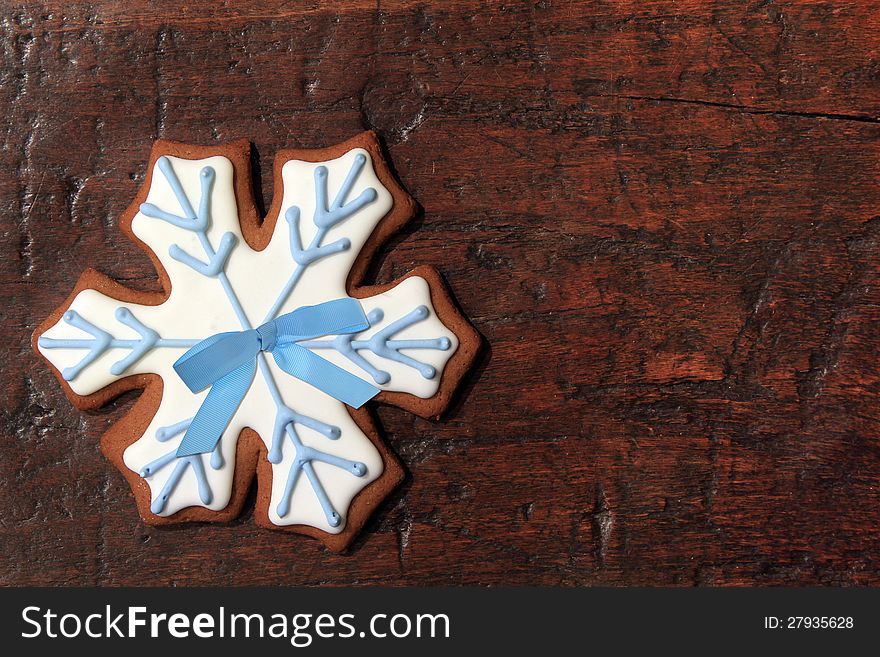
438, 337, 452, 350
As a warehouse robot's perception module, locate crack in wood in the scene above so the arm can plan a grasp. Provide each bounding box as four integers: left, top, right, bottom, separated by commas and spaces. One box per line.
614, 94, 880, 124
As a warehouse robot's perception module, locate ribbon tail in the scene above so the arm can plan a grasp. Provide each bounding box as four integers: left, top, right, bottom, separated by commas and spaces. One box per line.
176, 358, 257, 457
272, 343, 380, 409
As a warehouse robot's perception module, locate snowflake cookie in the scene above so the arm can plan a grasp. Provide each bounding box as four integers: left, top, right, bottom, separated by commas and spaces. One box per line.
33, 132, 479, 551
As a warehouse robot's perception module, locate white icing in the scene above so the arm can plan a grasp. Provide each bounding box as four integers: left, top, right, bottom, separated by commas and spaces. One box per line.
37, 147, 459, 533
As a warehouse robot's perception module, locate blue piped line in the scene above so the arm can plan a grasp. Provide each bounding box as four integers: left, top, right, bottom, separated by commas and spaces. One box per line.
169, 231, 237, 277
43, 311, 111, 381
297, 306, 452, 384
109, 308, 158, 375
314, 153, 378, 229
210, 442, 224, 470
285, 206, 350, 266
143, 417, 219, 511
275, 436, 366, 525
149, 455, 212, 513
139, 157, 208, 230
156, 418, 193, 442
268, 405, 341, 464
38, 309, 199, 381
140, 450, 178, 478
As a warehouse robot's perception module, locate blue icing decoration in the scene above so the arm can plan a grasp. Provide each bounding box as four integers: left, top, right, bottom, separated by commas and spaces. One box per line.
276, 441, 367, 526
286, 206, 350, 266
168, 231, 237, 277
263, 154, 377, 321
109, 308, 158, 375
155, 417, 193, 442
37, 309, 198, 381
140, 417, 224, 480
149, 455, 212, 513
299, 306, 452, 385
313, 153, 378, 229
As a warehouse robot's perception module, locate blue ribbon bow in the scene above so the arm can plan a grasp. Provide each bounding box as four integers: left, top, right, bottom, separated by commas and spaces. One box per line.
172, 298, 380, 457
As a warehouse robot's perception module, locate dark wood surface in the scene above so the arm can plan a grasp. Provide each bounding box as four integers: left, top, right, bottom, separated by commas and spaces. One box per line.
3, 0, 880, 586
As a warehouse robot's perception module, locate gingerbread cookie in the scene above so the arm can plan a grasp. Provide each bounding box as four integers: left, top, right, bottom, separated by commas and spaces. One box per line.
33, 132, 479, 551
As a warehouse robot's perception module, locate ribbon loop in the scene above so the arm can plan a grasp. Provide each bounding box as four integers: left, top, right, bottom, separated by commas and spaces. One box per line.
173, 298, 380, 457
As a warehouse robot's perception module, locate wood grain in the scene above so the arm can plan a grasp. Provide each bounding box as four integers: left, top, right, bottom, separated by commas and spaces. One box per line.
3, 0, 880, 585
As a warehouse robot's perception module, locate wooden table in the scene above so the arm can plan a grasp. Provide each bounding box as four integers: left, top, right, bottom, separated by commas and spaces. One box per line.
3, 0, 880, 586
